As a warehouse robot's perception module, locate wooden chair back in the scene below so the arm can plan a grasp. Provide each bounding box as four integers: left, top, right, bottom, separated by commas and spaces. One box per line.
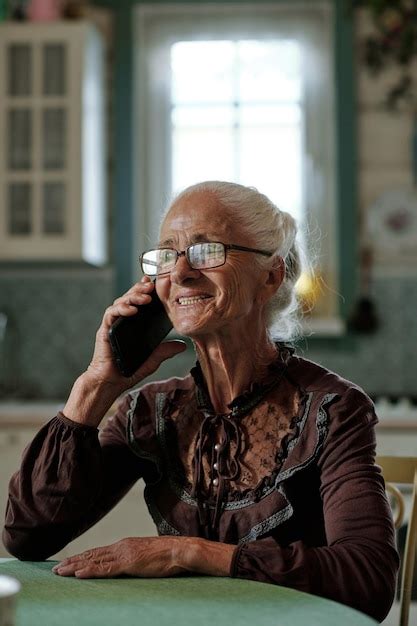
376, 456, 417, 626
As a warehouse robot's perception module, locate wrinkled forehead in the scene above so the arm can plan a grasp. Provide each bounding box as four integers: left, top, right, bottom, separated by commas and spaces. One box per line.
159, 191, 243, 246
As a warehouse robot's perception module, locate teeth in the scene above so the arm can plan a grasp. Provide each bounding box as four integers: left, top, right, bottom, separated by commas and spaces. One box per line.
178, 296, 210, 305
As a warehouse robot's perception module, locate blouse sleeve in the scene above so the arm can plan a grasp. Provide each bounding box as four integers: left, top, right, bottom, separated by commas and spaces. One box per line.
2, 394, 145, 561
230, 388, 399, 623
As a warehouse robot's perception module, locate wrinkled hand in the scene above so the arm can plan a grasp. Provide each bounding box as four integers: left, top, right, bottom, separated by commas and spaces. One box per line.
52, 537, 185, 579
88, 276, 186, 391
62, 277, 186, 428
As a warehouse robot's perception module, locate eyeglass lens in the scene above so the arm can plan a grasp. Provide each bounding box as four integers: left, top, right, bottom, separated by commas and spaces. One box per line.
188, 242, 225, 269
141, 242, 226, 275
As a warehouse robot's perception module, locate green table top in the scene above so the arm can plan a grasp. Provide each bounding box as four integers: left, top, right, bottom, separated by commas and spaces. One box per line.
0, 558, 377, 626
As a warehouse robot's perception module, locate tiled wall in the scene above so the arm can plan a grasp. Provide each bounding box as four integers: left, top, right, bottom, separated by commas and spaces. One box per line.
0, 268, 114, 399
303, 276, 417, 398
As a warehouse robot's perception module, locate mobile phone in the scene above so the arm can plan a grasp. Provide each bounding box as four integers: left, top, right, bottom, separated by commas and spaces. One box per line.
108, 288, 173, 377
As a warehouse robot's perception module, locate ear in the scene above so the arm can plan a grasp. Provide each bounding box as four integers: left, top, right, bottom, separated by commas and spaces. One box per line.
256, 257, 285, 306
265, 256, 285, 293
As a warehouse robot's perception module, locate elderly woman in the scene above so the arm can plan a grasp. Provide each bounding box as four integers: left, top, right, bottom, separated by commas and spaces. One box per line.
3, 181, 398, 622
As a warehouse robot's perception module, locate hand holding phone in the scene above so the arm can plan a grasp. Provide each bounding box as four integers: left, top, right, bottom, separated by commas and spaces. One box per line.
109, 287, 173, 377
63, 282, 184, 429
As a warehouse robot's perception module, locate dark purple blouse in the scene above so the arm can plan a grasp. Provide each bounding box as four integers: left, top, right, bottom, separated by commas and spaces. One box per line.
2, 348, 399, 622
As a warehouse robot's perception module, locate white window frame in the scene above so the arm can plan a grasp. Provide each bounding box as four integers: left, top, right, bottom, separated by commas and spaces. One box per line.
133, 2, 343, 333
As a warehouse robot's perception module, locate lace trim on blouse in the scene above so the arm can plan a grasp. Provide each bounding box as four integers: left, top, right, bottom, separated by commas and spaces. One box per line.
157, 345, 309, 515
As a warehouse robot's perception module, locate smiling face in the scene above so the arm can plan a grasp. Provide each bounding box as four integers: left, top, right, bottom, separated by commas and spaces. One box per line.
155, 190, 275, 339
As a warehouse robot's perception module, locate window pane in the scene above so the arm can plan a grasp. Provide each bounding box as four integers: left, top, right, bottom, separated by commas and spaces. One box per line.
43, 182, 65, 234
171, 41, 235, 104
43, 44, 67, 96
240, 104, 300, 126
240, 125, 302, 220
172, 105, 236, 190
42, 108, 66, 169
170, 39, 303, 218
172, 40, 303, 220
172, 125, 235, 192
238, 40, 302, 102
239, 104, 302, 219
8, 183, 32, 235
172, 105, 235, 128
8, 44, 32, 96
8, 109, 32, 170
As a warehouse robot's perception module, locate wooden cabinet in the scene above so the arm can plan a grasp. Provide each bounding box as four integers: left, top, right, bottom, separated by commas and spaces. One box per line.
0, 22, 107, 264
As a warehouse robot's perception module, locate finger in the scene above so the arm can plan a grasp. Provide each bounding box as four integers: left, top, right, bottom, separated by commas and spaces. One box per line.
53, 559, 87, 576
52, 554, 82, 571
122, 293, 153, 308
74, 561, 115, 578
152, 340, 187, 361
53, 547, 110, 570
127, 280, 155, 296
116, 280, 155, 301
112, 292, 152, 308
53, 563, 80, 577
105, 282, 156, 324
53, 555, 114, 577
134, 340, 187, 379
102, 297, 151, 328
54, 562, 102, 577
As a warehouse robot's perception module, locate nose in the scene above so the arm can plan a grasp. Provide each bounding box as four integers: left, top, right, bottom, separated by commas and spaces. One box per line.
170, 253, 201, 284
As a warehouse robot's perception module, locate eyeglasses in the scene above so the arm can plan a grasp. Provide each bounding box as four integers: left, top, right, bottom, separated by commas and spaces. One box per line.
140, 242, 273, 277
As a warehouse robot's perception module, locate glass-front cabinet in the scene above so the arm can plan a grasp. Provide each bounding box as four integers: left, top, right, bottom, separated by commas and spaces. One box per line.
0, 22, 106, 264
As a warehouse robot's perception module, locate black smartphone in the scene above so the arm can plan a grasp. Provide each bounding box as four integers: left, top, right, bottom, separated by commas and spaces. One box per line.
108, 288, 173, 377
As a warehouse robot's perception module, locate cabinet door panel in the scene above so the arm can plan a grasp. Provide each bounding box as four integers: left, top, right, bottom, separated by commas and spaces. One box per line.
7, 182, 32, 235
42, 108, 66, 169
43, 182, 65, 234
8, 44, 32, 96
42, 43, 67, 96
8, 109, 32, 170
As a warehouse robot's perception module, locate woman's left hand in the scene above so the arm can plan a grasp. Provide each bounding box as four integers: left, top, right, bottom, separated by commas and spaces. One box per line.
52, 537, 185, 579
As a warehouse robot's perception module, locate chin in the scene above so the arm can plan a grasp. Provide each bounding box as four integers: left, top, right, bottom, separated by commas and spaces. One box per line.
170, 304, 224, 337
173, 316, 224, 339
173, 322, 209, 338
171, 314, 207, 335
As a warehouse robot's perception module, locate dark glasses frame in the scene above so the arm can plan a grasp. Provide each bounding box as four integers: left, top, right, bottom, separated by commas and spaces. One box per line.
139, 241, 273, 276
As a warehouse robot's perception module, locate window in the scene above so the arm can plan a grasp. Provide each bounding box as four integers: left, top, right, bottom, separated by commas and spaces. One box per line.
171, 39, 302, 225
134, 2, 343, 332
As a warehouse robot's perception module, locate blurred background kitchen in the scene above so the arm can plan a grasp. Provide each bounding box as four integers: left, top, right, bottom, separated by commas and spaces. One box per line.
0, 0, 416, 622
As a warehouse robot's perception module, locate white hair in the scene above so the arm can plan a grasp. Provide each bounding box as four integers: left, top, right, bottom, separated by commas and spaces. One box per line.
162, 180, 305, 341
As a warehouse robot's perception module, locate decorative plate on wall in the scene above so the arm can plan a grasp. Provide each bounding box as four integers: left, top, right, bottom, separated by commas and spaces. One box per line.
367, 187, 417, 266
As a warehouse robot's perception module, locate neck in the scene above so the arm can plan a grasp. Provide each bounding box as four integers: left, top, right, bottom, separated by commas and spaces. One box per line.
192, 324, 278, 414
